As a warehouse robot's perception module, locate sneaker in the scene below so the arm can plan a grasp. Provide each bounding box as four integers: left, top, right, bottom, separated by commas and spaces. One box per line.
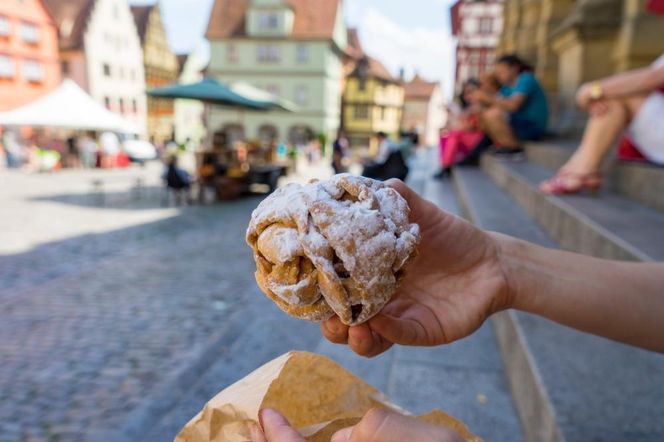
492, 146, 525, 161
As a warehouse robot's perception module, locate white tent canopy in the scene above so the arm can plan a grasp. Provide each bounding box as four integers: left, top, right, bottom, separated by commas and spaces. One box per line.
0, 80, 141, 134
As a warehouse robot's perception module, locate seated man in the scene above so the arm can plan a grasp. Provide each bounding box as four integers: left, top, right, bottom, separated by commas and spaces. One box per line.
362, 132, 408, 181
540, 52, 664, 194
464, 54, 549, 163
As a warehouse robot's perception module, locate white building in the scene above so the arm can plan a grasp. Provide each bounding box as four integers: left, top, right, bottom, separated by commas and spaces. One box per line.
44, 0, 147, 136
450, 0, 504, 94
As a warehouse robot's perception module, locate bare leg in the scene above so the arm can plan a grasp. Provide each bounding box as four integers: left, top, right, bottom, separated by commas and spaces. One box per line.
481, 107, 520, 147
558, 95, 646, 174
540, 95, 647, 193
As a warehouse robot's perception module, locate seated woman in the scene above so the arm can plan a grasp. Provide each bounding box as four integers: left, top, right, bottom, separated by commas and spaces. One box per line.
435, 78, 489, 177
540, 53, 664, 194
470, 54, 549, 158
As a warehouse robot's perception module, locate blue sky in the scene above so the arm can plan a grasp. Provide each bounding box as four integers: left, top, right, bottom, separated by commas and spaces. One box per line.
128, 0, 457, 97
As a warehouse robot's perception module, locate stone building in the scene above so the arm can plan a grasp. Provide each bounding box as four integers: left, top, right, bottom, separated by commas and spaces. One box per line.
44, 0, 147, 136
341, 29, 404, 151
131, 3, 178, 144
0, 0, 61, 111
450, 0, 504, 94
497, 0, 664, 132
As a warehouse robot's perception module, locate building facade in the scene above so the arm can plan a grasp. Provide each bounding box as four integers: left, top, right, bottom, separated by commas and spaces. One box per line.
174, 50, 207, 146
498, 0, 664, 133
401, 74, 445, 147
205, 0, 347, 147
342, 29, 403, 151
0, 0, 61, 111
131, 4, 178, 144
450, 0, 504, 94
44, 0, 147, 135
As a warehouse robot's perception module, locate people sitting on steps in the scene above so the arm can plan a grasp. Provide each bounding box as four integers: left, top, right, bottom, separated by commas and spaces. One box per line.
539, 51, 664, 194
458, 54, 549, 167
435, 73, 502, 178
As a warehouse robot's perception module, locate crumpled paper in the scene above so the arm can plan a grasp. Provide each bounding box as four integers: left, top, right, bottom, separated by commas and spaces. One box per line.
175, 351, 481, 442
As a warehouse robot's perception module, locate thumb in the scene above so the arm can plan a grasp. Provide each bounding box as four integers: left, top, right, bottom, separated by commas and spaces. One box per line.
259, 408, 305, 442
369, 313, 429, 346
331, 408, 463, 442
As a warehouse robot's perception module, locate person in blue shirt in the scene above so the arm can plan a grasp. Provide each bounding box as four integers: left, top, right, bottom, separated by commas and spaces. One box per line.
470, 54, 549, 157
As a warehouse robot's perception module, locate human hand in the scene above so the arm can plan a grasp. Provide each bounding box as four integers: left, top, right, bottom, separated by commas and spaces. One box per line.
321, 179, 511, 357
251, 407, 464, 442
576, 83, 599, 110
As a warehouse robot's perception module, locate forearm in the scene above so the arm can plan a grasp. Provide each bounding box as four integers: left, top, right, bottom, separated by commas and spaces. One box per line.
597, 66, 664, 98
494, 233, 664, 352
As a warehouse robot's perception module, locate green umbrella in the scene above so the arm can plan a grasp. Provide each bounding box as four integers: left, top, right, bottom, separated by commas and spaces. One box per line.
147, 77, 268, 109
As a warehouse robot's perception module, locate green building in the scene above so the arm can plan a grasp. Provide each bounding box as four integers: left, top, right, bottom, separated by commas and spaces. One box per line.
205, 0, 347, 148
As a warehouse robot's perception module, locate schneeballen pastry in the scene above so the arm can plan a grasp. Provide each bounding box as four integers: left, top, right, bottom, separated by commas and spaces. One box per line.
246, 174, 420, 326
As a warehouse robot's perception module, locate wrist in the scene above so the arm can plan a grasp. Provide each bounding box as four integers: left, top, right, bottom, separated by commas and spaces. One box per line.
488, 232, 536, 312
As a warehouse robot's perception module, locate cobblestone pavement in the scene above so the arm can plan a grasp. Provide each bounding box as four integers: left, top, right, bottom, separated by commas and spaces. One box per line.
0, 155, 524, 441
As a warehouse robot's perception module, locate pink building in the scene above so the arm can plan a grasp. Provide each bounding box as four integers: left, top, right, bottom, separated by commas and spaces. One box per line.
0, 0, 61, 111
450, 0, 504, 94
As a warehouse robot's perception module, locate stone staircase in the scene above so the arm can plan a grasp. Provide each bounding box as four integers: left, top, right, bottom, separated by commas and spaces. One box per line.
426, 141, 664, 442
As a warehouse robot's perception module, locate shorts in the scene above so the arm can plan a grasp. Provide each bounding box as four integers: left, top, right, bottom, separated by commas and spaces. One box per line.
629, 92, 664, 165
509, 114, 544, 142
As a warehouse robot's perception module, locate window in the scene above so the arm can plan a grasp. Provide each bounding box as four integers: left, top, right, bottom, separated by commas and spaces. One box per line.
479, 17, 492, 34
294, 85, 308, 105
0, 16, 10, 37
118, 66, 124, 80
380, 106, 386, 120
257, 44, 280, 63
132, 99, 138, 113
358, 78, 367, 91
0, 55, 15, 78
258, 12, 279, 30
19, 22, 39, 44
23, 60, 43, 82
104, 97, 111, 109
226, 43, 238, 63
354, 104, 369, 119
119, 98, 125, 114
103, 63, 111, 77
296, 44, 308, 64
113, 3, 120, 20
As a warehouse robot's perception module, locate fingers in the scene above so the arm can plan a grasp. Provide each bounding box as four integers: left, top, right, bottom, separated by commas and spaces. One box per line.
321, 317, 393, 357
321, 316, 349, 344
256, 408, 305, 442
348, 323, 393, 357
368, 313, 426, 346
331, 408, 464, 442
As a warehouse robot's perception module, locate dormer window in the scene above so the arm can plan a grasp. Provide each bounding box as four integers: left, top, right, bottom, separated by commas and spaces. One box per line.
258, 12, 279, 30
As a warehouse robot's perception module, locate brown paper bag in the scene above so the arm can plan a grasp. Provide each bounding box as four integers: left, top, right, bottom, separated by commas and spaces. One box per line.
175, 351, 481, 442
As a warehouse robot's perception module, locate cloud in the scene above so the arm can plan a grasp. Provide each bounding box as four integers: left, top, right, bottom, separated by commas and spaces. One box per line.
359, 8, 456, 100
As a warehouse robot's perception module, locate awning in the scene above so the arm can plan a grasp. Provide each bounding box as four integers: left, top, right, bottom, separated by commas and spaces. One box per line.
147, 77, 268, 109
0, 80, 141, 133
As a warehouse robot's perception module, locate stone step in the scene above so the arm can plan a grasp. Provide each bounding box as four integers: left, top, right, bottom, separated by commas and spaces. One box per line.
452, 167, 664, 442
525, 140, 664, 212
481, 155, 664, 262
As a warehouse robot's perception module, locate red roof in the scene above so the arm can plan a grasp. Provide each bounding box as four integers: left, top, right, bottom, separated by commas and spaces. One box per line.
130, 5, 153, 44
43, 0, 94, 50
206, 0, 341, 40
404, 74, 438, 100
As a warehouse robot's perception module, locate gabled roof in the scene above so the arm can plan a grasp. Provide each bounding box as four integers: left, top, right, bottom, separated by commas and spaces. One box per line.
130, 5, 153, 44
176, 53, 189, 76
404, 74, 438, 100
43, 0, 95, 50
206, 0, 341, 40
